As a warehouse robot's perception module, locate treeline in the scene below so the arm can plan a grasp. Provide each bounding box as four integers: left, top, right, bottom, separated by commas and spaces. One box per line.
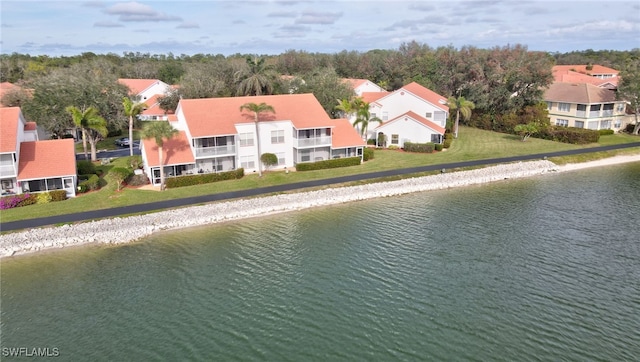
1, 42, 638, 138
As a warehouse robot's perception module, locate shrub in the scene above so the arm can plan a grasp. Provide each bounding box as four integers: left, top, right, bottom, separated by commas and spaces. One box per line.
165, 168, 244, 188
443, 133, 453, 148
403, 142, 435, 153
126, 173, 150, 187
296, 157, 361, 171
0, 194, 32, 209
624, 123, 636, 133
363, 147, 374, 161
260, 153, 278, 170
127, 155, 142, 169
537, 126, 600, 144
78, 174, 100, 193
77, 160, 96, 175
17, 194, 37, 207
108, 167, 133, 191
49, 190, 67, 202
435, 143, 444, 151
36, 192, 53, 204
388, 145, 399, 150
367, 138, 376, 145
598, 129, 615, 136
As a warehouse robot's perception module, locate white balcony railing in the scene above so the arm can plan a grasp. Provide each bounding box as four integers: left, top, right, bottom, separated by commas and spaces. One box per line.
576, 110, 587, 118
0, 164, 16, 177
589, 111, 600, 118
602, 110, 614, 117
195, 145, 236, 158
296, 136, 332, 148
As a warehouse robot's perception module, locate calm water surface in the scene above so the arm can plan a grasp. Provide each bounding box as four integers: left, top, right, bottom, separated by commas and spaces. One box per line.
1, 163, 639, 361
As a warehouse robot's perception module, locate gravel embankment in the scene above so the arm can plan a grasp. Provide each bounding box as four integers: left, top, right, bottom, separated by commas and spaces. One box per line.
0, 160, 566, 258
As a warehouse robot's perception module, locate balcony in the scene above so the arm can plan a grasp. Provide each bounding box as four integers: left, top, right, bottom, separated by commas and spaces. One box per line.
576, 110, 586, 118
0, 164, 16, 177
589, 111, 601, 118
195, 145, 236, 158
296, 136, 332, 148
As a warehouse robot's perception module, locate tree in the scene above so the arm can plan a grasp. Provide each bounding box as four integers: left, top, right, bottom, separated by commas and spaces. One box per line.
65, 106, 108, 161
617, 60, 640, 135
141, 121, 178, 190
122, 97, 147, 156
351, 98, 382, 141
447, 96, 476, 138
260, 153, 278, 171
108, 167, 132, 192
514, 122, 540, 141
295, 67, 354, 117
234, 56, 275, 96
239, 102, 275, 177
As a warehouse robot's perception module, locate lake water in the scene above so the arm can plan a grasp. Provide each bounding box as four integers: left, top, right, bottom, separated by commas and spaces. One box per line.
1, 163, 639, 361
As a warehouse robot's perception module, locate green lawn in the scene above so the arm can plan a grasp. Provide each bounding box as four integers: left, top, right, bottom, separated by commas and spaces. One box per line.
3, 127, 639, 223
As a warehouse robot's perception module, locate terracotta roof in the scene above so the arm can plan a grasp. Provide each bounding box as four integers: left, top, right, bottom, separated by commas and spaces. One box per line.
552, 65, 619, 76
168, 114, 178, 122
343, 78, 368, 89
118, 79, 159, 96
142, 131, 195, 167
0, 107, 21, 152
331, 119, 366, 148
401, 82, 449, 111
17, 139, 76, 180
552, 69, 618, 88
178, 93, 333, 137
24, 122, 37, 131
544, 82, 617, 104
361, 91, 389, 104
376, 111, 446, 134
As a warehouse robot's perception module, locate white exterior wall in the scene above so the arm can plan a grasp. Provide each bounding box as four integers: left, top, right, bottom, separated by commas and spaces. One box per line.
354, 81, 385, 96
375, 92, 448, 128
376, 118, 440, 148
138, 81, 171, 101
235, 120, 295, 173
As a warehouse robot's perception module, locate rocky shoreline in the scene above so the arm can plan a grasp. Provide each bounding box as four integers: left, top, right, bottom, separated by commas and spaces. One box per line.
1, 156, 638, 258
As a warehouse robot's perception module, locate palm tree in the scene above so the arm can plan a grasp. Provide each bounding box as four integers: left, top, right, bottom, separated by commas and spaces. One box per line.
447, 96, 475, 139
141, 121, 178, 190
122, 97, 147, 156
335, 98, 355, 119
235, 56, 274, 96
351, 99, 381, 141
239, 102, 275, 177
65, 106, 108, 161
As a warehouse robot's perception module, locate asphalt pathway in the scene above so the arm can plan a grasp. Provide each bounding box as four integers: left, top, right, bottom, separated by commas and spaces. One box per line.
3, 142, 639, 232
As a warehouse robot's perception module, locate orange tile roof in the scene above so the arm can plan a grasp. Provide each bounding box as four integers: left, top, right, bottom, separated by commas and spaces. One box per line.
142, 131, 195, 167
331, 119, 366, 148
376, 111, 446, 134
179, 93, 333, 137
361, 91, 388, 104
141, 94, 164, 116
118, 79, 159, 96
1, 107, 21, 152
544, 82, 617, 103
343, 78, 368, 89
17, 139, 76, 180
552, 69, 618, 88
401, 82, 449, 111
552, 65, 619, 76
24, 122, 37, 131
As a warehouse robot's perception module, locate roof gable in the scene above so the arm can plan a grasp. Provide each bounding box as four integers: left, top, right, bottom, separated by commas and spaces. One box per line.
400, 82, 449, 111
118, 79, 162, 96
142, 131, 195, 167
331, 118, 366, 148
375, 111, 446, 134
544, 82, 617, 103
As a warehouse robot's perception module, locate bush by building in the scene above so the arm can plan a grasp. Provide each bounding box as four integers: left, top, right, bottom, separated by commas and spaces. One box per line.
295, 157, 361, 171
403, 142, 435, 153
165, 168, 244, 188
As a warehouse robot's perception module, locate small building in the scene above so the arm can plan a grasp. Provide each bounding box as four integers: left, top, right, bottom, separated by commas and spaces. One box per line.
1, 107, 77, 197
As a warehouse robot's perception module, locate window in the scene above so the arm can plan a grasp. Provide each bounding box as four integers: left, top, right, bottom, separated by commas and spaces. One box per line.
391, 134, 399, 145
370, 113, 377, 119
614, 119, 622, 128
271, 130, 284, 144
616, 103, 626, 112
546, 101, 552, 110
275, 152, 285, 166
558, 103, 570, 112
555, 119, 569, 127
300, 149, 310, 162
600, 120, 611, 129
240, 155, 255, 169
238, 133, 254, 147
574, 121, 584, 128
587, 121, 598, 130
1, 179, 13, 190
382, 111, 388, 121
425, 112, 432, 118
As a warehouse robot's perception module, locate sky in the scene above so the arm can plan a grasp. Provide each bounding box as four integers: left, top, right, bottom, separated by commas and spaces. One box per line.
1, 0, 639, 57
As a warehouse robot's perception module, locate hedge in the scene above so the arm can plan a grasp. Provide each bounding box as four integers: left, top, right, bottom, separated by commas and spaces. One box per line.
0, 190, 67, 210
403, 142, 435, 153
165, 168, 245, 188
443, 133, 453, 148
296, 157, 361, 171
598, 129, 614, 136
363, 147, 374, 161
537, 126, 600, 144
435, 143, 444, 151
78, 174, 100, 193
77, 160, 96, 175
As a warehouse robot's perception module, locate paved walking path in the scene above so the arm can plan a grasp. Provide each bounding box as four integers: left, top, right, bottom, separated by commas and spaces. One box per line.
2, 142, 639, 232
